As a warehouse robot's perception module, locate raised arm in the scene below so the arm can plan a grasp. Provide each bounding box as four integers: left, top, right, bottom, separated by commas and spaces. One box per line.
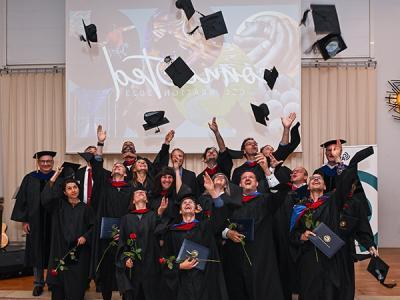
96, 125, 107, 156
208, 117, 227, 152
279, 112, 296, 145
152, 130, 174, 175
172, 159, 183, 194
41, 166, 64, 211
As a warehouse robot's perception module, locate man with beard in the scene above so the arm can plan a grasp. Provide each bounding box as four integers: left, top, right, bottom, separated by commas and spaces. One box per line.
230, 112, 298, 185
196, 117, 233, 195
11, 151, 57, 296
96, 125, 174, 180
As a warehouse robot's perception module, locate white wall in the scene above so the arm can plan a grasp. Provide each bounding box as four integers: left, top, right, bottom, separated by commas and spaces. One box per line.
0, 0, 6, 67
371, 0, 400, 247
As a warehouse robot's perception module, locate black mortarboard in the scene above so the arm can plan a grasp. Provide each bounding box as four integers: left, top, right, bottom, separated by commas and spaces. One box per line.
165, 57, 194, 88
78, 152, 94, 162
315, 33, 347, 60
226, 148, 244, 160
80, 19, 98, 48
176, 0, 195, 20
263, 67, 279, 90
367, 256, 397, 288
310, 4, 341, 35
61, 162, 81, 179
251, 103, 270, 126
320, 139, 346, 148
143, 111, 169, 132
33, 151, 56, 159
199, 11, 228, 40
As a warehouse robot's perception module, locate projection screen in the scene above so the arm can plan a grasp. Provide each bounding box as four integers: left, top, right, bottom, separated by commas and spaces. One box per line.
66, 0, 301, 153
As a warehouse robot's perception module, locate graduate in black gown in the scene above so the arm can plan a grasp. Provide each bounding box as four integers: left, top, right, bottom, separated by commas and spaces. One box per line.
91, 157, 132, 300
272, 166, 309, 300
115, 187, 168, 300
290, 141, 358, 300
196, 117, 233, 195
230, 112, 299, 185
337, 146, 378, 300
130, 158, 154, 194
160, 174, 229, 300
221, 155, 285, 300
96, 125, 174, 181
11, 151, 56, 296
42, 172, 95, 300
149, 162, 191, 225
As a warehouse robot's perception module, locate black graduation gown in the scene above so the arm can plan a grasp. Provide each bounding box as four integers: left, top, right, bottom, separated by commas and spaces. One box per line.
90, 157, 133, 293
272, 184, 308, 300
42, 183, 95, 300
181, 168, 199, 197
161, 209, 229, 300
196, 150, 233, 195
337, 193, 375, 300
115, 210, 162, 300
272, 121, 301, 162
149, 184, 192, 225
222, 192, 285, 300
124, 143, 170, 181
290, 167, 357, 300
11, 171, 54, 269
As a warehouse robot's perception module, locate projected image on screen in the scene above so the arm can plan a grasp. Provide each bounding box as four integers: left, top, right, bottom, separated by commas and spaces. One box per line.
66, 0, 301, 153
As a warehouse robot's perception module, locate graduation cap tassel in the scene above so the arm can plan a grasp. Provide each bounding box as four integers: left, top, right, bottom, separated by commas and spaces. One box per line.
195, 10, 206, 17
299, 9, 310, 26
187, 26, 200, 35
79, 35, 87, 42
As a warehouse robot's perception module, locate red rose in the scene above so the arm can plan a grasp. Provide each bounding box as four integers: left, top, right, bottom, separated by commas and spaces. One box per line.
129, 233, 137, 240
159, 257, 166, 264
50, 269, 58, 276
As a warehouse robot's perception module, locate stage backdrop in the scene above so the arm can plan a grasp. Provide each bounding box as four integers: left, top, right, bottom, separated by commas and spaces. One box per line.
326, 145, 378, 247
66, 0, 301, 153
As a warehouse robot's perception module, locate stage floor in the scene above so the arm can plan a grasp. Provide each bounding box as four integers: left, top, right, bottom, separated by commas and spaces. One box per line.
0, 248, 399, 299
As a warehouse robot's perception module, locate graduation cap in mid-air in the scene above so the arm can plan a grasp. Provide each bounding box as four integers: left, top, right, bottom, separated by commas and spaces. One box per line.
61, 162, 81, 179
300, 5, 347, 60
251, 103, 270, 126
175, 0, 228, 40
315, 33, 347, 60
143, 111, 170, 133
367, 256, 397, 288
263, 67, 279, 90
310, 4, 341, 35
176, 0, 195, 20
80, 19, 98, 48
165, 57, 194, 88
198, 11, 228, 40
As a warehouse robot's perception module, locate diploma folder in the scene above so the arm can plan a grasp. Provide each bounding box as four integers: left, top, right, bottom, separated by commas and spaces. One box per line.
309, 222, 345, 258
177, 239, 209, 271
100, 217, 120, 239
230, 218, 255, 241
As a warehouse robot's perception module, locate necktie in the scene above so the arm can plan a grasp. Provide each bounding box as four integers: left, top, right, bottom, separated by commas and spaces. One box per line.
87, 168, 93, 206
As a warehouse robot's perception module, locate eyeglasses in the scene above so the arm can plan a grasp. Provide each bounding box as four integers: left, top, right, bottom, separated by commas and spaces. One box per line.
38, 160, 54, 165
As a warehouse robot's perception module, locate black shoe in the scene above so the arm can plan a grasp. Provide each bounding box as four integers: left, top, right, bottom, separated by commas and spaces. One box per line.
32, 286, 43, 296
